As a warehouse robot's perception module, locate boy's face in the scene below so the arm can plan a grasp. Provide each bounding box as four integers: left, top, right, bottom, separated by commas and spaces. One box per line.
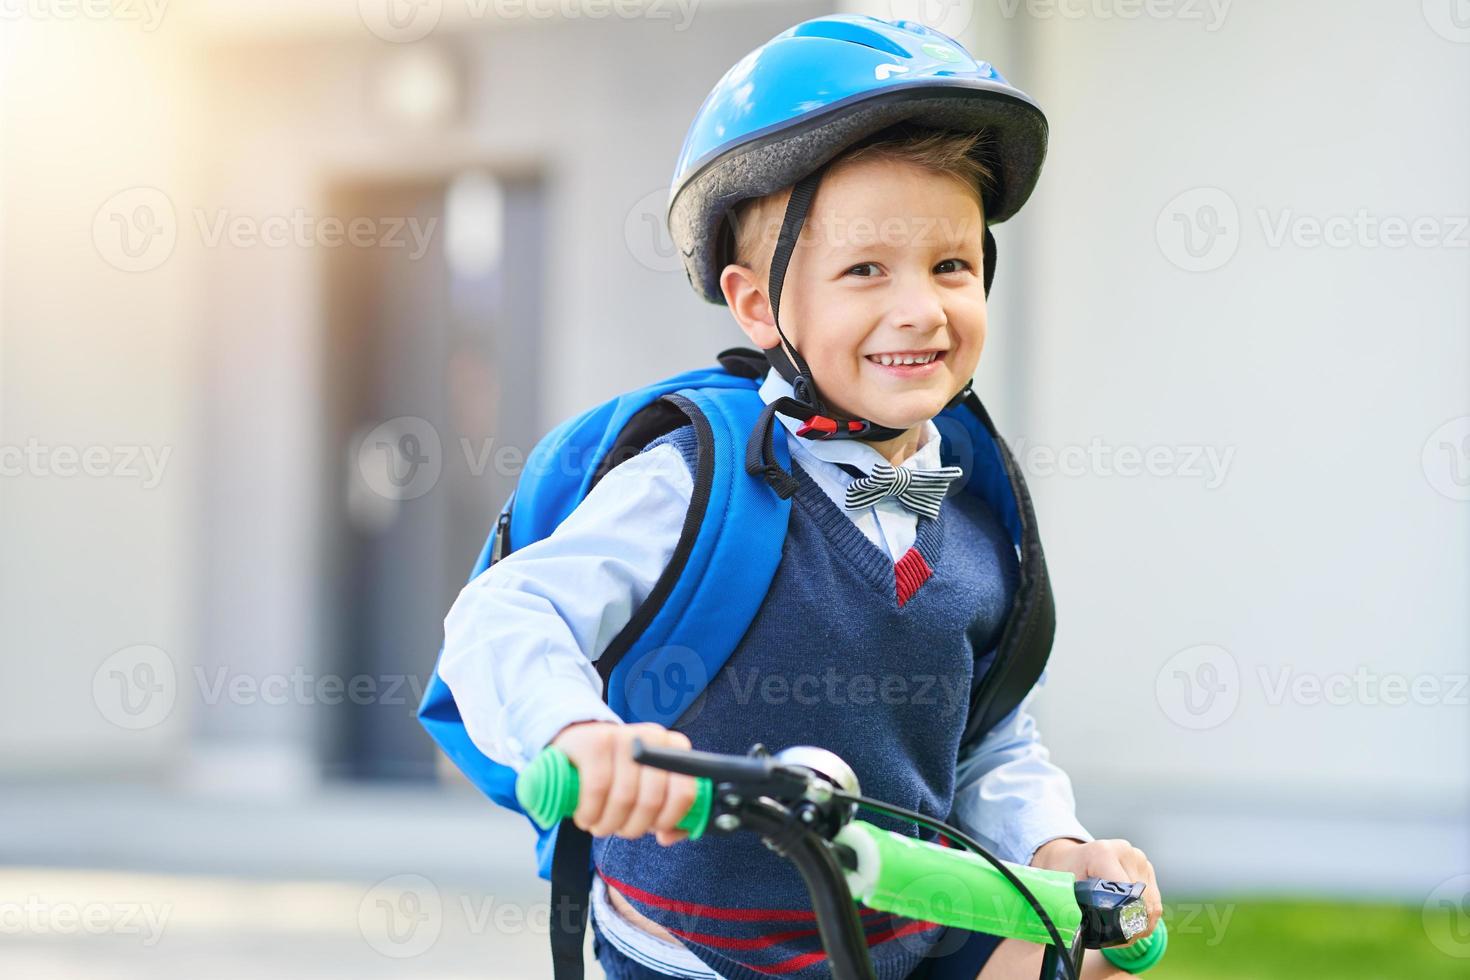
722, 156, 987, 432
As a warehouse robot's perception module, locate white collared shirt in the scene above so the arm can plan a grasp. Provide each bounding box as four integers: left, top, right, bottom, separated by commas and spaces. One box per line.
437, 368, 1089, 978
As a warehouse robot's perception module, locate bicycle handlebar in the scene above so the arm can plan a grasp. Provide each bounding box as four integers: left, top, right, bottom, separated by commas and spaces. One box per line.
515, 745, 1167, 975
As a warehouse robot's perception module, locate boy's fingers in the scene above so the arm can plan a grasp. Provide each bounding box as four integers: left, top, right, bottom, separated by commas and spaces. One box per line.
1114, 845, 1162, 935
1140, 860, 1163, 931
593, 738, 641, 836
572, 739, 613, 832
621, 763, 668, 839
654, 772, 699, 834
1090, 845, 1131, 887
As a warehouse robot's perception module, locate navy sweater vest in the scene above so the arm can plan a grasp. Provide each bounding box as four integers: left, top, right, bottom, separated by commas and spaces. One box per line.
592, 424, 1020, 980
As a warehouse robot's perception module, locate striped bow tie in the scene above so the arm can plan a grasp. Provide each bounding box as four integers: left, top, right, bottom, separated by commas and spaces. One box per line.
843, 462, 964, 520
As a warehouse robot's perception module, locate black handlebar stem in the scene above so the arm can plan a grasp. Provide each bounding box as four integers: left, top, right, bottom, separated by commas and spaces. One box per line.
736, 798, 877, 980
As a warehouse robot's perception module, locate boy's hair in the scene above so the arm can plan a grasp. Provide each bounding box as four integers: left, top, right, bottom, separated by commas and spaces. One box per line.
726, 124, 997, 281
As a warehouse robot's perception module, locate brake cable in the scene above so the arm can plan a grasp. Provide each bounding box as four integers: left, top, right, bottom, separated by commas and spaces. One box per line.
831, 791, 1079, 980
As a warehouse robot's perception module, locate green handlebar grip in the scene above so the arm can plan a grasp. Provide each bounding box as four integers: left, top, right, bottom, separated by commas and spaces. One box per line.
515, 745, 713, 839
1101, 918, 1168, 973
835, 822, 1083, 946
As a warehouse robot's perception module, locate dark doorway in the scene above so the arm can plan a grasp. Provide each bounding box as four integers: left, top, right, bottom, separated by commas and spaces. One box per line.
320, 171, 545, 781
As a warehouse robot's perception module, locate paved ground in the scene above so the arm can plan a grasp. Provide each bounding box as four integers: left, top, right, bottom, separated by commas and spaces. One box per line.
0, 866, 603, 980
0, 781, 606, 979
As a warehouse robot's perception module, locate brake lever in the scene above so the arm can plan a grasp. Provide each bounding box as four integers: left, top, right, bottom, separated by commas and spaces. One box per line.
631, 738, 811, 799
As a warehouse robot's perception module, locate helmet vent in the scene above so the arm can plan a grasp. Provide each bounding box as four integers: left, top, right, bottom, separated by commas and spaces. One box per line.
788, 19, 913, 59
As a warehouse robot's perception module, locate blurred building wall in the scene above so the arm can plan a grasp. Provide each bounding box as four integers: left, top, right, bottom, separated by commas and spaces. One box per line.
0, 19, 205, 778
1014, 0, 1470, 894
2, 1, 1466, 896
0, 4, 829, 786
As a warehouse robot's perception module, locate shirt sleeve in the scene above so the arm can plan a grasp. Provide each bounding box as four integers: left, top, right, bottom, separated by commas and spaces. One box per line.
437, 442, 694, 771
947, 668, 1092, 865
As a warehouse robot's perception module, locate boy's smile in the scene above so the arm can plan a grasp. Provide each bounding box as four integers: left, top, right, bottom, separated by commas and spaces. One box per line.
722, 153, 988, 452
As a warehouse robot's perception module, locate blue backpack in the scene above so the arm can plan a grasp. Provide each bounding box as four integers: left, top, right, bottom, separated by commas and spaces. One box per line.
416, 348, 1056, 973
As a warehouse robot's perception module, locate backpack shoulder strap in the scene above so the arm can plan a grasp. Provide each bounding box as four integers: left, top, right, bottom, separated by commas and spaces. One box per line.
547, 366, 793, 980
936, 393, 1057, 750
593, 382, 792, 725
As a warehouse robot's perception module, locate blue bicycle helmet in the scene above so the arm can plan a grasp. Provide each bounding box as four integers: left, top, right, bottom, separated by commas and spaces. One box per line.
667, 14, 1048, 307
666, 14, 1049, 450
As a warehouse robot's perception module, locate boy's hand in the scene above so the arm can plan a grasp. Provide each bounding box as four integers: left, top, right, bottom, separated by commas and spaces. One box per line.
1030, 838, 1163, 938
548, 720, 699, 846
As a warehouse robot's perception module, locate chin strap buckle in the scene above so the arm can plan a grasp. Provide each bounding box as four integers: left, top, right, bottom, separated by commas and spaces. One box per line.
796, 415, 868, 440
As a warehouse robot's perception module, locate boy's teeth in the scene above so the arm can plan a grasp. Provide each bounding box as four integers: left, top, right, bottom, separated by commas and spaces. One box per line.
871, 352, 935, 366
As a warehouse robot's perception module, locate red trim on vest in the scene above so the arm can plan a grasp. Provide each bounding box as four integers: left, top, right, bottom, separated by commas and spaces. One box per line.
689, 918, 937, 974
894, 548, 934, 607
598, 871, 889, 924
662, 912, 897, 952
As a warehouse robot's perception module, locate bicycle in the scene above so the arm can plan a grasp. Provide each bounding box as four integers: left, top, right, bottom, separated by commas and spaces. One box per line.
516, 740, 1168, 980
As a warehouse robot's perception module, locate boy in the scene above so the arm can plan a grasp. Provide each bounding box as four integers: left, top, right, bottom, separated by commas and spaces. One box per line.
437, 15, 1161, 980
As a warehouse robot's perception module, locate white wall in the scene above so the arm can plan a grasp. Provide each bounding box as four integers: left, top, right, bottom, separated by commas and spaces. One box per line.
5, 1, 1464, 897
0, 20, 203, 776
1016, 0, 1470, 894
0, 2, 829, 784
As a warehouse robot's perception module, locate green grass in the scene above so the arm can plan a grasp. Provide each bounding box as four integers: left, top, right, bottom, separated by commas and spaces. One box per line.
1146, 898, 1467, 980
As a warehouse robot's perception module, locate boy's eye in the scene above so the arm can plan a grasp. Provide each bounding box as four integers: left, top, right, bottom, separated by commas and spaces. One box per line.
846, 259, 971, 277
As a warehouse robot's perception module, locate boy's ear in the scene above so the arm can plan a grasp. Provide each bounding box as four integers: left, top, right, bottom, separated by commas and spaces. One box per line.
720, 263, 780, 350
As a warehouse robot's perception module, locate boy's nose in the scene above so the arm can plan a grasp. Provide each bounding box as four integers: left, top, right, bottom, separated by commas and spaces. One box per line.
888, 278, 948, 333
